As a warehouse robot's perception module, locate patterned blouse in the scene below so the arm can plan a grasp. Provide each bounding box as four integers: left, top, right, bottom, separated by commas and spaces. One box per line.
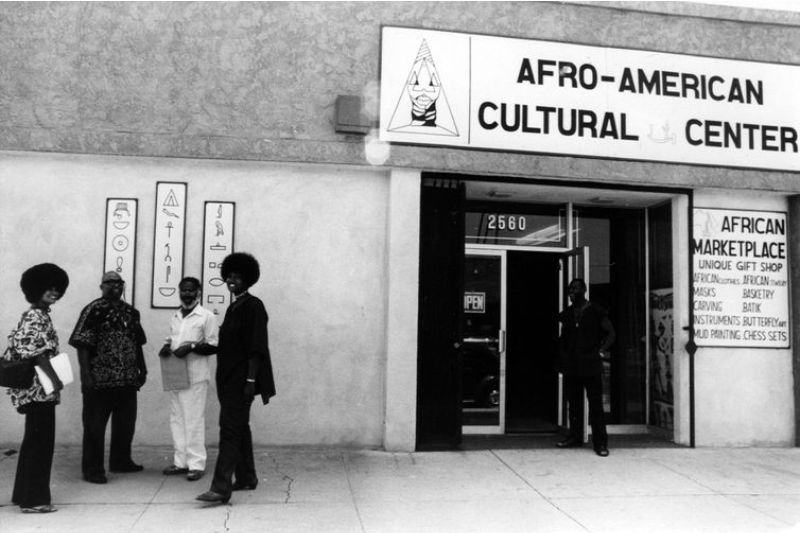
3, 307, 60, 408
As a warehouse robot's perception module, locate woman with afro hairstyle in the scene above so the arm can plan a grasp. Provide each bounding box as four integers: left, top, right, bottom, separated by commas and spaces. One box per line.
197, 252, 275, 504
3, 263, 69, 513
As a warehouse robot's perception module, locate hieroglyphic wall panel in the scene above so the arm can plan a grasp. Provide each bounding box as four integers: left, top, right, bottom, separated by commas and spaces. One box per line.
202, 201, 235, 317
152, 182, 187, 308
104, 198, 138, 304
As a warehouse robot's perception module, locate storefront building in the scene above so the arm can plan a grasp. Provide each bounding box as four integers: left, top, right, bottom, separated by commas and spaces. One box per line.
0, 2, 798, 452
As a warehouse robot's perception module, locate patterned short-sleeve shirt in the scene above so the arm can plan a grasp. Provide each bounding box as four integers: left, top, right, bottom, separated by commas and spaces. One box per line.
3, 307, 60, 408
69, 298, 147, 389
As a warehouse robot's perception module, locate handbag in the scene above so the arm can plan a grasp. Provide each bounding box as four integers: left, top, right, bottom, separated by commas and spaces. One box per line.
0, 350, 35, 389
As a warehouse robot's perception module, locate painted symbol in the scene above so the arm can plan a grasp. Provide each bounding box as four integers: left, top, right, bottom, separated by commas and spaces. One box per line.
115, 257, 124, 273
164, 243, 172, 262
162, 208, 180, 219
647, 123, 676, 144
215, 221, 224, 237
159, 287, 176, 297
216, 204, 223, 219
163, 189, 180, 208
113, 203, 130, 218
207, 295, 226, 304
210, 242, 227, 251
165, 221, 174, 238
208, 277, 225, 287
166, 264, 172, 283
387, 39, 458, 136
208, 261, 221, 269
112, 234, 129, 252
113, 220, 130, 230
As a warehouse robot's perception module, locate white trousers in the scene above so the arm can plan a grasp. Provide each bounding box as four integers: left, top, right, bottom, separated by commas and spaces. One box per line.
168, 380, 208, 471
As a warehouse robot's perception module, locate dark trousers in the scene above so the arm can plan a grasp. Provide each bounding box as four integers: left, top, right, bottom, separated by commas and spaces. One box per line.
13, 402, 56, 508
210, 398, 256, 496
565, 373, 608, 448
82, 388, 138, 476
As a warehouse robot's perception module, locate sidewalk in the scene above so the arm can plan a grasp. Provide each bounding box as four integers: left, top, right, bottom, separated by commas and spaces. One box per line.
1, 444, 799, 532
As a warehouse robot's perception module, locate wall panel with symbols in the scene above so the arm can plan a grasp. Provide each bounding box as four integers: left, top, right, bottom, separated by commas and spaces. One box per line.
152, 182, 187, 308
104, 198, 138, 304
202, 201, 235, 317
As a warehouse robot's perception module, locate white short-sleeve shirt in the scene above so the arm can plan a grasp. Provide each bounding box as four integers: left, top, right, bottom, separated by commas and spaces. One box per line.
167, 305, 219, 384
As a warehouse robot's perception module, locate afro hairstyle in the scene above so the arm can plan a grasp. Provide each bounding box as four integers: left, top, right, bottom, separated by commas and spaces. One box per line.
20, 263, 69, 303
220, 253, 260, 288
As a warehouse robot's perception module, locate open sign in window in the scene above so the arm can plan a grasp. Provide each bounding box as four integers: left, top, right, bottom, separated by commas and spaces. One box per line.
464, 292, 486, 313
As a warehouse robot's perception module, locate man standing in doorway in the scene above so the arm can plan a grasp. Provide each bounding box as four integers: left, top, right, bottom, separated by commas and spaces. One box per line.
69, 271, 148, 483
159, 276, 218, 482
556, 278, 615, 457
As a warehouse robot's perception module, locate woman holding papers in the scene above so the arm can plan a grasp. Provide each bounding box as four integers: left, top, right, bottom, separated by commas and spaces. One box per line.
3, 263, 69, 514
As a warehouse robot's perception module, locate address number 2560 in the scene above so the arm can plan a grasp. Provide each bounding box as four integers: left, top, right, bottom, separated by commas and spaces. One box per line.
487, 214, 527, 231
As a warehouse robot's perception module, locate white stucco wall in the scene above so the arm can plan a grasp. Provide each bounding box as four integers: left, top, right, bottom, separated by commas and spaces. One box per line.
692, 190, 795, 446
0, 151, 393, 448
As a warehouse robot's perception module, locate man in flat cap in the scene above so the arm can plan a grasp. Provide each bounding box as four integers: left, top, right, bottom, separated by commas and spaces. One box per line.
69, 271, 148, 484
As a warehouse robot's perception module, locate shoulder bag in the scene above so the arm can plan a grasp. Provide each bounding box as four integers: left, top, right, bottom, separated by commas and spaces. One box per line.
0, 348, 35, 389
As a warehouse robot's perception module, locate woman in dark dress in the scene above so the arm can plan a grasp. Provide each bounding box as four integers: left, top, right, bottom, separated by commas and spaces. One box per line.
197, 252, 275, 504
4, 263, 69, 513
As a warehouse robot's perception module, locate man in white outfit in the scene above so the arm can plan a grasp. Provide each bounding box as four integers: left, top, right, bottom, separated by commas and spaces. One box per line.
159, 277, 218, 481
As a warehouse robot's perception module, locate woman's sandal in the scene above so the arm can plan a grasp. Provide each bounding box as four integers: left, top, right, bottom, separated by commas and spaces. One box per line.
21, 504, 57, 513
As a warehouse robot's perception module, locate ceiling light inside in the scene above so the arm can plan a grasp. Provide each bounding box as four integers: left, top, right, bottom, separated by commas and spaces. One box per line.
488, 190, 514, 198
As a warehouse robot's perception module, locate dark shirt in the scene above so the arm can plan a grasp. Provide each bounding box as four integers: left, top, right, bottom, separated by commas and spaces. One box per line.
217, 293, 275, 405
69, 298, 147, 389
558, 301, 614, 377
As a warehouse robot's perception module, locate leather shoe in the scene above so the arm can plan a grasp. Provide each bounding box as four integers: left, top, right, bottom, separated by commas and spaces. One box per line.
232, 480, 258, 491
556, 437, 582, 448
84, 473, 108, 484
186, 470, 204, 481
196, 490, 230, 504
110, 462, 143, 473
595, 446, 610, 457
163, 465, 189, 476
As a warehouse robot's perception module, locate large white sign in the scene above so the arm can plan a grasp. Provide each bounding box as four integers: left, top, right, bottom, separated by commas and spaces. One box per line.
692, 208, 789, 348
380, 27, 800, 171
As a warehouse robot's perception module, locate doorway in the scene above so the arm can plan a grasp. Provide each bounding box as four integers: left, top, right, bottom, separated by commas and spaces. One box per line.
416, 176, 684, 450
461, 249, 585, 435
504, 251, 560, 432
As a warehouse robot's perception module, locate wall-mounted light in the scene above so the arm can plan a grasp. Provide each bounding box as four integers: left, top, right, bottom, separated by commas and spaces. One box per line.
335, 95, 371, 135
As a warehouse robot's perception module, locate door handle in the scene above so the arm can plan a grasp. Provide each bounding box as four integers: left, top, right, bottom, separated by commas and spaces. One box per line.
498, 330, 506, 353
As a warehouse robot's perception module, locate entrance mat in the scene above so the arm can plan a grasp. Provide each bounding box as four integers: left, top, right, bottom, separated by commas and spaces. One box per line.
460, 433, 683, 450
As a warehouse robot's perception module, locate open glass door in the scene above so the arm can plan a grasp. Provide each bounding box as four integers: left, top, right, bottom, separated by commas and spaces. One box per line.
557, 246, 590, 438
462, 249, 506, 434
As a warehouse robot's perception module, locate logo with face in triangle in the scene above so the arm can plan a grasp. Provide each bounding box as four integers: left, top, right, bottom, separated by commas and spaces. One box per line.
387, 39, 459, 136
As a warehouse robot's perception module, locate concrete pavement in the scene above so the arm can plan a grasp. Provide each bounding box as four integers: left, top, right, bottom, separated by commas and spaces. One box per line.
0, 443, 799, 532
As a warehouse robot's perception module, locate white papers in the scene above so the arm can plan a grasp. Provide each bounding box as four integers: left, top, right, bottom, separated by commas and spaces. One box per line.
35, 352, 74, 394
